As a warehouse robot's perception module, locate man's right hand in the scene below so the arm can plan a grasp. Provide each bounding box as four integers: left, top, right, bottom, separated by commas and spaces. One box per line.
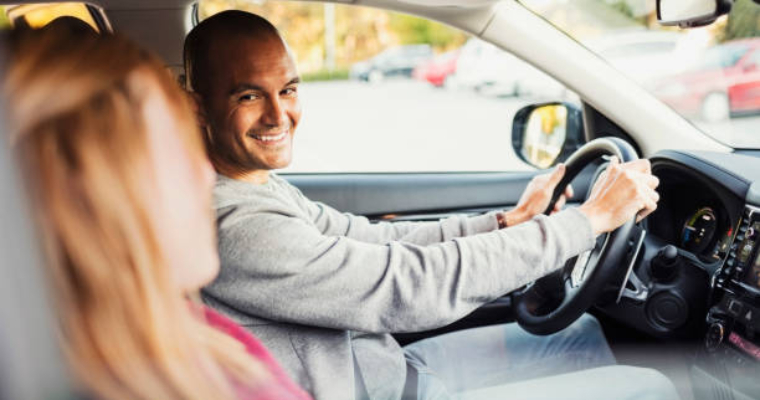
577, 157, 660, 236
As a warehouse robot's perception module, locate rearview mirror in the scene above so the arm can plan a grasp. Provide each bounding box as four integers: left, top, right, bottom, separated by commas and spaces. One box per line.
657, 0, 731, 28
511, 102, 584, 169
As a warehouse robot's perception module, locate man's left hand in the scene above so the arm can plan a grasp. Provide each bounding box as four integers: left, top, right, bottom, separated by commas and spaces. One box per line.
500, 164, 572, 227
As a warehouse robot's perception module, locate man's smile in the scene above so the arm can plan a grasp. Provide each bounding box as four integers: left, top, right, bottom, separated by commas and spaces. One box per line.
247, 130, 289, 144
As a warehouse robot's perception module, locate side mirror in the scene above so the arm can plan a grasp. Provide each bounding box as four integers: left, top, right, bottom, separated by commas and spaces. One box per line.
511, 102, 584, 169
657, 0, 732, 28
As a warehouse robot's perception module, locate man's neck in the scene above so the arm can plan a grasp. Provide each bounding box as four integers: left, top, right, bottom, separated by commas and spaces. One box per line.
216, 164, 270, 184
236, 170, 271, 184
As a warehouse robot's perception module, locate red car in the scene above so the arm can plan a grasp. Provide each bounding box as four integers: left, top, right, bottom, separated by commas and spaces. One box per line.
651, 38, 760, 122
413, 49, 460, 87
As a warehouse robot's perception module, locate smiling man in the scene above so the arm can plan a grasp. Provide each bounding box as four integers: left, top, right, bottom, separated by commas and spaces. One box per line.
184, 10, 677, 400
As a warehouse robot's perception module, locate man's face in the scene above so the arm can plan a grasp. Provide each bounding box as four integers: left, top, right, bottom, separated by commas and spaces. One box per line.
200, 35, 301, 175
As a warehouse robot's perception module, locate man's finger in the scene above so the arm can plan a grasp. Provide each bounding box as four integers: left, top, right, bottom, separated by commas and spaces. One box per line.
621, 159, 651, 174
636, 202, 658, 223
644, 174, 660, 189
608, 156, 620, 168
547, 163, 566, 186
564, 184, 574, 199
554, 195, 567, 213
626, 170, 659, 189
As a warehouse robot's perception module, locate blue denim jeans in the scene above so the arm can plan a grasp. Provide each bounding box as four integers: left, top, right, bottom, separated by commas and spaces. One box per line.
403, 314, 679, 400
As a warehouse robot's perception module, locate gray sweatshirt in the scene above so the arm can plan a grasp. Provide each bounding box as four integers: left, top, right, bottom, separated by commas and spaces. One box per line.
202, 173, 595, 400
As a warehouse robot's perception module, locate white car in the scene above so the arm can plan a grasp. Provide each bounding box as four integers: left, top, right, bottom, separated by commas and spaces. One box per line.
450, 37, 566, 99
585, 29, 687, 85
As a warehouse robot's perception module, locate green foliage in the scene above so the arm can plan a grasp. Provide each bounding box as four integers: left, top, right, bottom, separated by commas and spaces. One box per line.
301, 68, 350, 82
0, 7, 10, 29
199, 0, 469, 72
388, 13, 466, 50
606, 0, 634, 19
721, 0, 760, 43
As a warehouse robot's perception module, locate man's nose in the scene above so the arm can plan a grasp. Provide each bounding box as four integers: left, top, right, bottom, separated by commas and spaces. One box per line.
263, 97, 287, 127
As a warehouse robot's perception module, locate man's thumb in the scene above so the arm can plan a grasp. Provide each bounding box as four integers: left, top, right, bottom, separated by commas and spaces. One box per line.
549, 163, 566, 186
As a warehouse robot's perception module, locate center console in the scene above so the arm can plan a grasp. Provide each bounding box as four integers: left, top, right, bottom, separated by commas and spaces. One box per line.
697, 205, 760, 399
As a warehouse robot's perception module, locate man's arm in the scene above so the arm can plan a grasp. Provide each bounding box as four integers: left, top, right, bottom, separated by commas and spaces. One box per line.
281, 165, 572, 245
204, 205, 594, 334
206, 158, 658, 334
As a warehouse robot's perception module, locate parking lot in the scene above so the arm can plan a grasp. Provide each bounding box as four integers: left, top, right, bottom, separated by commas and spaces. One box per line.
284, 79, 760, 173
286, 80, 539, 173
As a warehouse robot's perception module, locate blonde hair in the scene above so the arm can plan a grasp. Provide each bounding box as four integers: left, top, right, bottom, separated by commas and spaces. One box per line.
6, 30, 267, 400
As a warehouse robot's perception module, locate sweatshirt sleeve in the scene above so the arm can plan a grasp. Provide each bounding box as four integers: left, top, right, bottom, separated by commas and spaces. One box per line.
204, 205, 595, 334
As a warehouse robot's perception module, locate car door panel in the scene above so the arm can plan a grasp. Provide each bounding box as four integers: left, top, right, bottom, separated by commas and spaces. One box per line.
284, 168, 595, 219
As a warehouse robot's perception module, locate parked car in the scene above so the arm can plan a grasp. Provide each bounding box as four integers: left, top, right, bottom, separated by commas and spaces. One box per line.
349, 44, 433, 83
585, 29, 684, 84
412, 49, 460, 87
651, 38, 760, 122
448, 37, 565, 98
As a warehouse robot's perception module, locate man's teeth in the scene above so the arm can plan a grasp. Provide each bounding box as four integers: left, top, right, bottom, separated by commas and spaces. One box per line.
253, 131, 287, 142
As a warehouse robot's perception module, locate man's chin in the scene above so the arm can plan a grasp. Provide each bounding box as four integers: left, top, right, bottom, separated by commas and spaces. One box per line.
257, 156, 292, 171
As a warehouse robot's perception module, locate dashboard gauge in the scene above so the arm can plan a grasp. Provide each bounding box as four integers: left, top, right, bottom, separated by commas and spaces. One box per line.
681, 207, 718, 254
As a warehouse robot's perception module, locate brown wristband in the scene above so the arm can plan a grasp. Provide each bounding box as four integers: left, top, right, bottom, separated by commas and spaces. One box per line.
496, 212, 508, 229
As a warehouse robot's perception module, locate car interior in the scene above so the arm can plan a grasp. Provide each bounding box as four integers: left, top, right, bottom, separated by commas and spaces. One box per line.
2, 0, 760, 399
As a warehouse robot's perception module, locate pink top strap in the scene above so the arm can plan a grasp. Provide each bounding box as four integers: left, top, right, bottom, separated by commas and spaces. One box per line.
203, 306, 313, 400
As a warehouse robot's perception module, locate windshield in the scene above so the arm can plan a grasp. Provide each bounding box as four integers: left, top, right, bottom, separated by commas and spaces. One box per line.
521, 0, 760, 149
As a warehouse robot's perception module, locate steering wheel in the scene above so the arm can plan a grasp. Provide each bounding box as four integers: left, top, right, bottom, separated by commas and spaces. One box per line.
512, 137, 639, 335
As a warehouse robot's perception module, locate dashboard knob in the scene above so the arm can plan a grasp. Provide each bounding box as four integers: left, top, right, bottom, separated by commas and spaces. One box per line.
705, 322, 725, 351
650, 245, 679, 282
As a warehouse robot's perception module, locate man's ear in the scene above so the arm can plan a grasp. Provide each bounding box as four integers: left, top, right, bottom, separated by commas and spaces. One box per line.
188, 91, 208, 127
188, 91, 214, 145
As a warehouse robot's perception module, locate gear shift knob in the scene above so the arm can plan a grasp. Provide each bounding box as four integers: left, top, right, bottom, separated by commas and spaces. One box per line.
651, 245, 679, 282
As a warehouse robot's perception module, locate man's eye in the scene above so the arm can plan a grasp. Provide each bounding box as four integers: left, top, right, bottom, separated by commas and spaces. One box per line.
239, 93, 260, 102
282, 87, 298, 96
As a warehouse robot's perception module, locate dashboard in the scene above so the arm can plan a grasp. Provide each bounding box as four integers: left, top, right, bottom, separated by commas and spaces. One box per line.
596, 149, 760, 399
646, 172, 740, 263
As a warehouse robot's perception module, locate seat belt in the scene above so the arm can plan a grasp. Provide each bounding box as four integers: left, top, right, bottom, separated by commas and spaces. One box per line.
401, 362, 419, 400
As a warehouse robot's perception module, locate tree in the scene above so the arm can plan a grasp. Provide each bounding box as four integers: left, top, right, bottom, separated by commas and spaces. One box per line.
721, 0, 760, 43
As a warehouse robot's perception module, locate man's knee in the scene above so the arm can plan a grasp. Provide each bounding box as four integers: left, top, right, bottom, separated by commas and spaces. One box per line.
558, 313, 616, 366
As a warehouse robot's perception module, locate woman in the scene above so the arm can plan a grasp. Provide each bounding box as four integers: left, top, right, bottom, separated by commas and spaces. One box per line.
6, 29, 311, 400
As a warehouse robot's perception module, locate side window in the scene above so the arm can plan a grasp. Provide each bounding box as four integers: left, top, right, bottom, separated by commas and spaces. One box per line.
198, 1, 576, 172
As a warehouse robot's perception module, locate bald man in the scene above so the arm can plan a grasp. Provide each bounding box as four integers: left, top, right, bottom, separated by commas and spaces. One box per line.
184, 10, 677, 400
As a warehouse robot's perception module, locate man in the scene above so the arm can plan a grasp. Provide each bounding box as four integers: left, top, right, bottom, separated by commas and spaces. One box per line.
184, 10, 676, 400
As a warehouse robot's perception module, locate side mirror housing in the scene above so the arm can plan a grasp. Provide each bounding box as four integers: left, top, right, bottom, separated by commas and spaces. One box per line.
657, 0, 732, 28
511, 102, 584, 169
